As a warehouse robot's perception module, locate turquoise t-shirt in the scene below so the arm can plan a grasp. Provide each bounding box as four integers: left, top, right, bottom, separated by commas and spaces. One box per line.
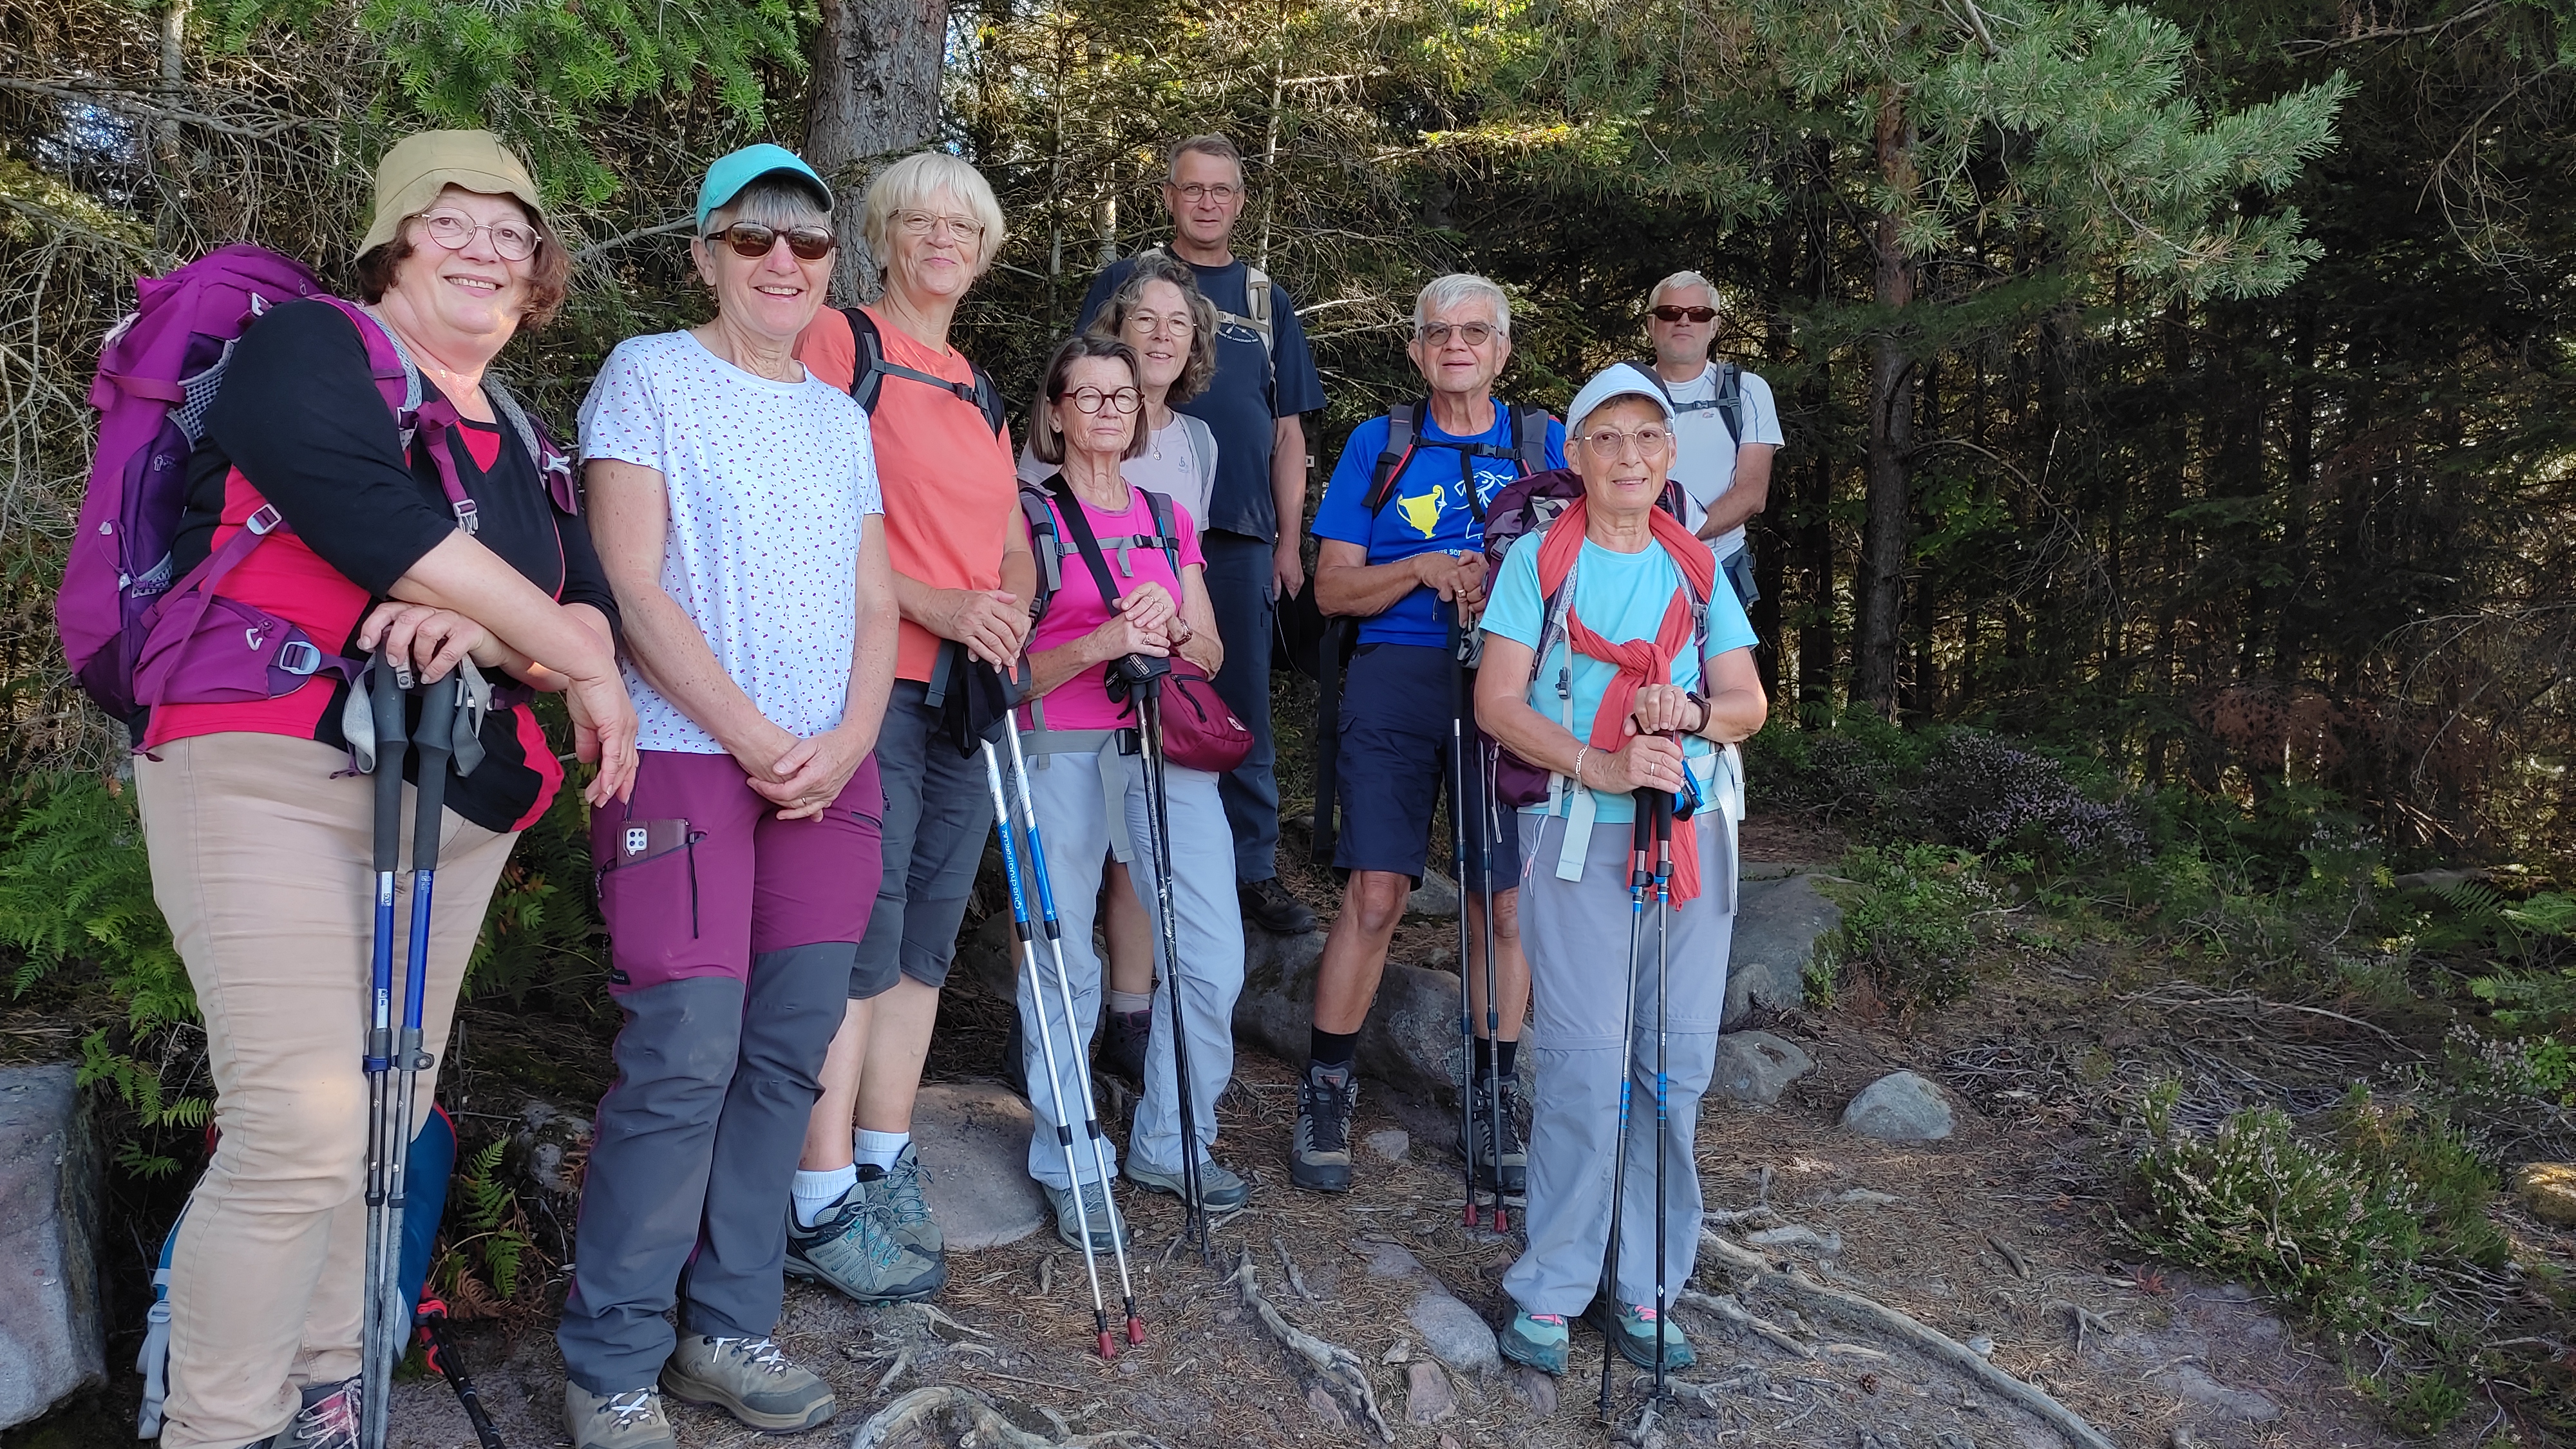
1479, 529, 1757, 823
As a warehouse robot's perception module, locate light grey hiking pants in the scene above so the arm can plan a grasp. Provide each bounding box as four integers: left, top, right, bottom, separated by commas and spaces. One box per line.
1018, 742, 1244, 1186
555, 945, 853, 1394
1501, 811, 1732, 1318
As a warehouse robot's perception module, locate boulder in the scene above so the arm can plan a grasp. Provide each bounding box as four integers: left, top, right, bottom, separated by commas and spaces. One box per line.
1726, 868, 1840, 1025
1234, 929, 1463, 1105
1403, 1361, 1459, 1424
2514, 1162, 2576, 1227
0, 1064, 105, 1430
1710, 1030, 1814, 1106
1365, 1129, 1411, 1163
909, 1081, 1048, 1250
1842, 1070, 1955, 1142
510, 1099, 592, 1196
1405, 869, 1460, 920
1356, 1239, 1500, 1375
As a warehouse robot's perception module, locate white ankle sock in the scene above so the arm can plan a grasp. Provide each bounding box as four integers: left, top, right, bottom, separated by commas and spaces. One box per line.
854, 1128, 909, 1171
791, 1165, 856, 1227
1105, 990, 1153, 1015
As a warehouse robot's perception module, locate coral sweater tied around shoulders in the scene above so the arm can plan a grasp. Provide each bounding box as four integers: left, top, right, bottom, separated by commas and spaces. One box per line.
1533, 496, 1718, 902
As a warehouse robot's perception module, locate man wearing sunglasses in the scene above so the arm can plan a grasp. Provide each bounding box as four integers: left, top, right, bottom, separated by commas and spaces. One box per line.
1643, 272, 1784, 611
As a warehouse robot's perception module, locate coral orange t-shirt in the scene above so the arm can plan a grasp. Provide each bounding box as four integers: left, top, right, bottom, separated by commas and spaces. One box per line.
794, 306, 1018, 683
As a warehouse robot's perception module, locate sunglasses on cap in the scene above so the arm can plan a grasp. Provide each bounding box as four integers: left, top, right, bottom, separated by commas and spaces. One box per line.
706, 222, 837, 261
1647, 305, 1718, 323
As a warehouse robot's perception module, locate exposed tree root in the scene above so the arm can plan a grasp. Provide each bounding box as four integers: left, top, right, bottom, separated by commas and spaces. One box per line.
1700, 1230, 2116, 1449
1227, 1245, 1394, 1441
1675, 1289, 1814, 1358
847, 1387, 1160, 1449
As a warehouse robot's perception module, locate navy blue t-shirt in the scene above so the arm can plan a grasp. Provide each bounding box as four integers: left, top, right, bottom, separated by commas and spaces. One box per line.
1076, 254, 1325, 543
1312, 404, 1567, 647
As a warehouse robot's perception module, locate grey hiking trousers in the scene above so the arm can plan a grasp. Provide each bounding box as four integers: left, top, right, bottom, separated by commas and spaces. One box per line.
1501, 810, 1734, 1317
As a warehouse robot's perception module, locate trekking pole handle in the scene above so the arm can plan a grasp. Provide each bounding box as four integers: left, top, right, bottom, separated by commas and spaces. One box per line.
409, 672, 459, 872
370, 653, 411, 870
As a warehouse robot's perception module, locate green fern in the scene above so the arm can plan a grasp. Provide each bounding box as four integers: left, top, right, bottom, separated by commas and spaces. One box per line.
0, 775, 189, 1032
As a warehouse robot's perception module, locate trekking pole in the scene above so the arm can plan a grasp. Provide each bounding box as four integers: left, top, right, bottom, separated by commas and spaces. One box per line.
379, 670, 457, 1443
1133, 674, 1210, 1262
1596, 796, 1654, 1423
999, 712, 1144, 1348
416, 1303, 505, 1449
1477, 701, 1508, 1235
1448, 621, 1479, 1230
979, 741, 1117, 1358
359, 654, 410, 1449
1649, 784, 1676, 1406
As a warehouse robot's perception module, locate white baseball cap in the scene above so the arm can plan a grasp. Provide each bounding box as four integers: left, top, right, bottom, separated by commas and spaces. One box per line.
1564, 361, 1677, 437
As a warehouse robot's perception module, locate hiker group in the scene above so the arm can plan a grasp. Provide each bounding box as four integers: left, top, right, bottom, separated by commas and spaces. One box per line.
73, 123, 1781, 1449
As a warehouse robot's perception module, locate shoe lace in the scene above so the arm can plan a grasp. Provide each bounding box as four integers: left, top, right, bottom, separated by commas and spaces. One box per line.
1530, 1313, 1567, 1327
603, 1390, 660, 1430
882, 1152, 933, 1226
292, 1383, 360, 1449
1302, 1073, 1351, 1154
711, 1336, 793, 1375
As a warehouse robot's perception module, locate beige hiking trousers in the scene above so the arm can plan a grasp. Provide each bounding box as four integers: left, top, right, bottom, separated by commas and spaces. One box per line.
138, 734, 518, 1449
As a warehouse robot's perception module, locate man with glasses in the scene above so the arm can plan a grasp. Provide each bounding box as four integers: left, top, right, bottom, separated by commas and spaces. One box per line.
1290, 274, 1564, 1197
1643, 271, 1785, 611
1075, 134, 1327, 939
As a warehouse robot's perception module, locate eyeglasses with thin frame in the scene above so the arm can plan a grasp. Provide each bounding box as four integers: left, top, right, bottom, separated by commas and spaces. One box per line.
1416, 321, 1499, 348
1170, 182, 1242, 204
1125, 310, 1197, 339
1647, 305, 1718, 323
893, 210, 986, 243
1059, 386, 1142, 415
415, 209, 542, 262
706, 222, 837, 261
1577, 425, 1674, 456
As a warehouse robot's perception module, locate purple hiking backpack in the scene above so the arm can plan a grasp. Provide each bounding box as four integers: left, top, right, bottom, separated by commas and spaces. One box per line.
61, 243, 571, 724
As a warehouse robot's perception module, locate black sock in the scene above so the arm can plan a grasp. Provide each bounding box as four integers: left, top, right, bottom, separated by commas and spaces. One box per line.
1471, 1037, 1520, 1081
1497, 1038, 1519, 1081
1309, 1028, 1359, 1073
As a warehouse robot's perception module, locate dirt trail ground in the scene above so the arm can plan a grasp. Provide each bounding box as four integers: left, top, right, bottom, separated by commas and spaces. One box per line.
374, 814, 2461, 1449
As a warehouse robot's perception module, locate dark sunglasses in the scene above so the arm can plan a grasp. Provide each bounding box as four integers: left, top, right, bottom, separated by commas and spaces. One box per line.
706, 222, 837, 261
1648, 305, 1718, 323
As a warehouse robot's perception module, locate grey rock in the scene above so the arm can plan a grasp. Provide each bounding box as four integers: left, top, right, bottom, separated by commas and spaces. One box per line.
2165, 1364, 2282, 1422
1354, 1240, 1501, 1374
909, 1081, 1048, 1249
1726, 870, 1841, 1025
1303, 1382, 1350, 1430
1406, 869, 1460, 920
1507, 1364, 1558, 1416
1710, 1030, 1814, 1105
511, 1099, 592, 1195
1234, 929, 1464, 1107
1403, 1361, 1459, 1424
1366, 1128, 1410, 1162
1842, 1070, 1955, 1142
0, 1064, 104, 1430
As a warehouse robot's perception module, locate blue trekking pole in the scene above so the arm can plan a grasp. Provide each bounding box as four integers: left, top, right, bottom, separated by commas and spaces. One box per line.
1596, 797, 1654, 1422
980, 739, 1121, 1357
1448, 619, 1481, 1230
1649, 784, 1676, 1406
999, 712, 1144, 1348
380, 671, 455, 1449
359, 654, 410, 1449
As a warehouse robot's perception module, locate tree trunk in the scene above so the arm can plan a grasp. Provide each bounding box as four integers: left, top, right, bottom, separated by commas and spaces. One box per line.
804, 0, 948, 305
1853, 88, 1917, 715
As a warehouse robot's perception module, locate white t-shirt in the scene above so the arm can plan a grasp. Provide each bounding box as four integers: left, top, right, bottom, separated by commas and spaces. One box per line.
579, 330, 884, 753
1016, 413, 1217, 531
1663, 361, 1785, 559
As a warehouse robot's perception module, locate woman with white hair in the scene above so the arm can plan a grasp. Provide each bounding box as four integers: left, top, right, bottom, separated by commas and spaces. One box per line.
788, 149, 1032, 1303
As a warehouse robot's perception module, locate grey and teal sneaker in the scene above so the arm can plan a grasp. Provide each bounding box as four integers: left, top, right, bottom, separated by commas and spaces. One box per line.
1101, 1007, 1152, 1083
1588, 1299, 1696, 1370
1125, 1153, 1249, 1212
564, 1384, 676, 1449
1291, 1061, 1358, 1192
1463, 1074, 1528, 1197
1498, 1311, 1569, 1375
660, 1335, 835, 1432
880, 1142, 944, 1256
1042, 1177, 1131, 1252
784, 1168, 943, 1303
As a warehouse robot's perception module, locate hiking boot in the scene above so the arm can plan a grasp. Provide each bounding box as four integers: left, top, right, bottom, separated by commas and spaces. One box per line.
1125, 1154, 1249, 1212
565, 1385, 676, 1449
661, 1335, 835, 1432
1291, 1061, 1358, 1192
1498, 1311, 1570, 1375
784, 1169, 944, 1303
1101, 1007, 1152, 1083
274, 1378, 359, 1449
880, 1142, 944, 1256
999, 1014, 1028, 1099
1239, 877, 1316, 936
1042, 1178, 1131, 1252
1587, 1299, 1696, 1371
1462, 1072, 1528, 1197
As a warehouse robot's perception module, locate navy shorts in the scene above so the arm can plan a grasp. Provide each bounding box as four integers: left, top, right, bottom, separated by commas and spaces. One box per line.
1332, 642, 1520, 891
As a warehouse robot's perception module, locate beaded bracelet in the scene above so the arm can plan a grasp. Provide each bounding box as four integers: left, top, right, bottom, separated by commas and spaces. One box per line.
1571, 744, 1590, 790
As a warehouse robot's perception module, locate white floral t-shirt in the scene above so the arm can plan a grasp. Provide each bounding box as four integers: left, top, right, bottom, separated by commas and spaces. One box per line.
579, 330, 883, 753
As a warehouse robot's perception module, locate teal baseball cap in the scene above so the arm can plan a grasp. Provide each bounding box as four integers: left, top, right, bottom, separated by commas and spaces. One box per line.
694, 144, 831, 231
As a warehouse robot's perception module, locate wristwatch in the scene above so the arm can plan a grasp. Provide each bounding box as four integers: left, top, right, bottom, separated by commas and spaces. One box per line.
1685, 690, 1710, 735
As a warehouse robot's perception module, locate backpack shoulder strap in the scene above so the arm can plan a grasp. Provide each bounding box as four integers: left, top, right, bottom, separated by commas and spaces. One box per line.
316, 296, 477, 533
1142, 489, 1182, 576
967, 361, 1008, 437
482, 377, 580, 515
1181, 414, 1217, 495
841, 305, 886, 412
1018, 483, 1065, 622
1240, 263, 1276, 355
1715, 361, 1742, 446
845, 303, 1003, 433
1046, 475, 1127, 608
1513, 405, 1552, 476
1364, 401, 1423, 513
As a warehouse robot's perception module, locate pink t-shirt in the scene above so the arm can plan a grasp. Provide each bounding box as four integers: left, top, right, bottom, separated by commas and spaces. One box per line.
1019, 484, 1206, 731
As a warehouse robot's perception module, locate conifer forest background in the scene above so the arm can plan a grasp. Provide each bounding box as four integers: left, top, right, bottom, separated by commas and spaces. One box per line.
6, 0, 2576, 1441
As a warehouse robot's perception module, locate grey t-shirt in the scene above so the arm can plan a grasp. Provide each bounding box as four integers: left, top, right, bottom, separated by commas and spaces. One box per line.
1664, 361, 1785, 559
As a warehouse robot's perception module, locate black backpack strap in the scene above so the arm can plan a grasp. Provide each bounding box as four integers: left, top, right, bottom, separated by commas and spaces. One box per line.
1714, 362, 1742, 446
1363, 401, 1424, 514
1019, 484, 1066, 625
967, 361, 1009, 437
1142, 489, 1182, 577
1045, 475, 1128, 609
844, 305, 1003, 432
842, 307, 885, 412
1513, 404, 1553, 477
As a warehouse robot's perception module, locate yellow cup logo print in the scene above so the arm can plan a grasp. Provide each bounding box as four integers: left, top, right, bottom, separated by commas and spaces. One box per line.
1395, 488, 1444, 540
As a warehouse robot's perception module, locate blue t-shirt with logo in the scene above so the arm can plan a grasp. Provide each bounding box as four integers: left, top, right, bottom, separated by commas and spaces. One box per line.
1312, 405, 1568, 647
